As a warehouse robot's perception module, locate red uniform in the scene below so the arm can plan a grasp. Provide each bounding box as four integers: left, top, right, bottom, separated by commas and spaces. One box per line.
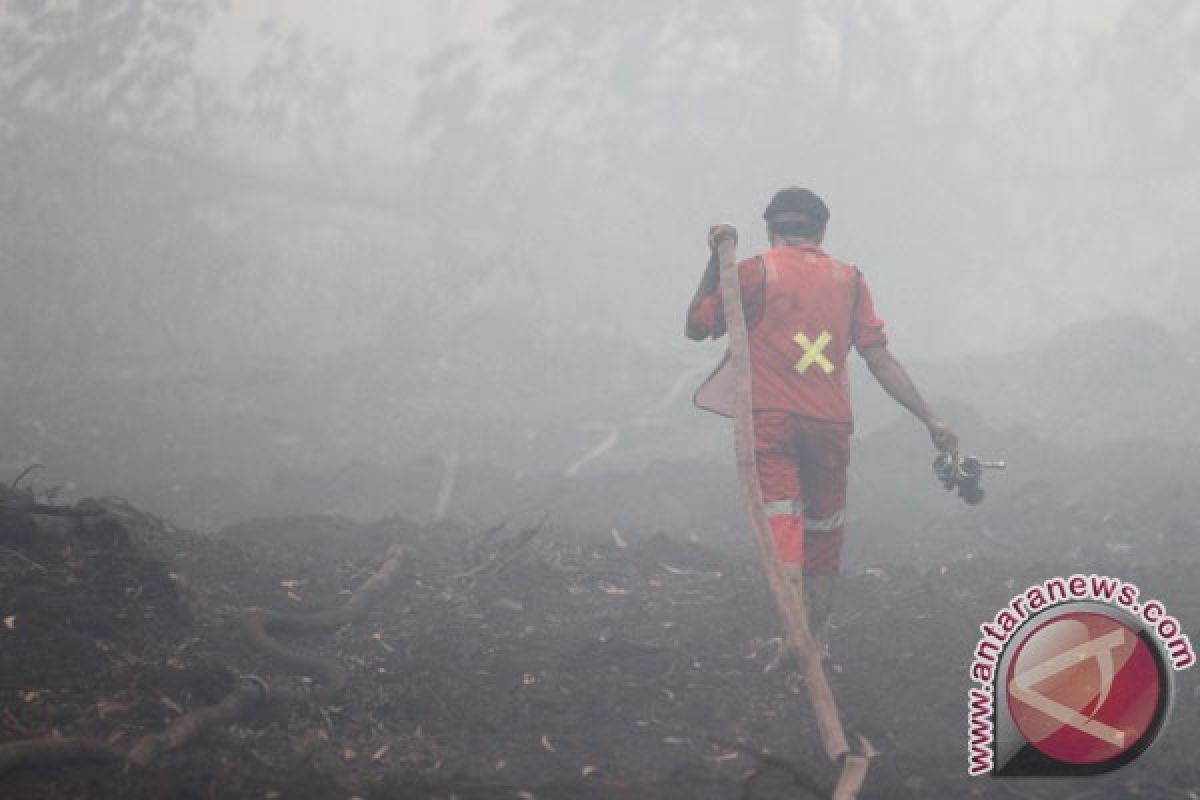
689, 241, 887, 574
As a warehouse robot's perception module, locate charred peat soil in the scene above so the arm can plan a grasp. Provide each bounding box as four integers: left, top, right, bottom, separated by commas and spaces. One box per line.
2, 470, 1199, 800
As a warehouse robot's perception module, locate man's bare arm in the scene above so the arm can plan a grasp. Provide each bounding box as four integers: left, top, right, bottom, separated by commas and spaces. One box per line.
686, 226, 738, 340
685, 254, 721, 340
860, 344, 958, 453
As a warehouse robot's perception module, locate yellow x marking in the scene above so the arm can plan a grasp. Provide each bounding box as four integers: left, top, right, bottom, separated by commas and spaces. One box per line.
793, 330, 835, 375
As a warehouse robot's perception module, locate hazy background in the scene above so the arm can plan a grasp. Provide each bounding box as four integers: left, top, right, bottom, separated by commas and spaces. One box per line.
1, 0, 1197, 528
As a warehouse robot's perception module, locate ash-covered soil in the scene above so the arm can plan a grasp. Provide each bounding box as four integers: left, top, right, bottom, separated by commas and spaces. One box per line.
2, 465, 1198, 799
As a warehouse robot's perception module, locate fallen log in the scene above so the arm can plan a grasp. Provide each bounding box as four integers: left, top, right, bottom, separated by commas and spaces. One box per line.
0, 499, 104, 519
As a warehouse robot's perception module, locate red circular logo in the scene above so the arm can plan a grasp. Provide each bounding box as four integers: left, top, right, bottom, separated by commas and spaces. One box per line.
1006, 611, 1162, 765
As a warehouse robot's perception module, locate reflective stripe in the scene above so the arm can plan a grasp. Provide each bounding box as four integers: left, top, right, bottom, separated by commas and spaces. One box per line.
763, 499, 803, 518
793, 330, 835, 375
805, 509, 846, 532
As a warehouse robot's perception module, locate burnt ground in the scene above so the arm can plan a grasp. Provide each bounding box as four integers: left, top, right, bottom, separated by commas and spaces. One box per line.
2, 459, 1199, 800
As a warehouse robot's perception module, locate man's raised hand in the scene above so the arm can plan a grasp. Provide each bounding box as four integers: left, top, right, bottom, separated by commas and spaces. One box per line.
708, 223, 738, 252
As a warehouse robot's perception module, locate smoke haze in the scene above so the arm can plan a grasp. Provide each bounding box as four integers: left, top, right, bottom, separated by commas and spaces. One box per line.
1, 0, 1197, 513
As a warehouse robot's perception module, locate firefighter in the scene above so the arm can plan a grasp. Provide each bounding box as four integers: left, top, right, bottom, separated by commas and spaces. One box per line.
686, 187, 958, 653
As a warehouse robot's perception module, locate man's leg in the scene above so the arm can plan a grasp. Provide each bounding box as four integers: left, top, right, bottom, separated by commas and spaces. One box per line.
802, 534, 842, 654
753, 411, 806, 566
804, 573, 836, 654
796, 420, 852, 655
752, 412, 813, 665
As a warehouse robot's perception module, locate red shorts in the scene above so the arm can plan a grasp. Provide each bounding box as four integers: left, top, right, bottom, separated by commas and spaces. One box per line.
753, 411, 851, 575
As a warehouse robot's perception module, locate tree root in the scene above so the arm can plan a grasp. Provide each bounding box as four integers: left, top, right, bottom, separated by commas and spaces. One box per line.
0, 737, 120, 774
126, 677, 268, 767
241, 544, 406, 701
0, 544, 407, 780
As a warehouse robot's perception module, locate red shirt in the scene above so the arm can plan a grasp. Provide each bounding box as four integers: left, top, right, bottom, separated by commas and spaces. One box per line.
689, 242, 887, 423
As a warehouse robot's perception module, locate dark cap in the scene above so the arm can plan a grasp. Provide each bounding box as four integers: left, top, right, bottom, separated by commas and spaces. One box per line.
762, 187, 830, 227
